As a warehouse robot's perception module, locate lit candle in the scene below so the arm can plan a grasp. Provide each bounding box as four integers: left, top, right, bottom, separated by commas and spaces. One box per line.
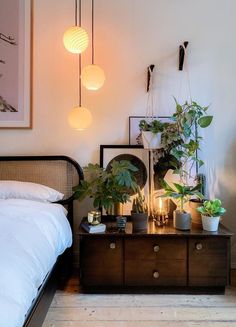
158, 198, 163, 214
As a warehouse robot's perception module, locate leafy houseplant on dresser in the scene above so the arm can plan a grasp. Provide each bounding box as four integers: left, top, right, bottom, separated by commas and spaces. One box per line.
197, 198, 226, 231
73, 160, 138, 215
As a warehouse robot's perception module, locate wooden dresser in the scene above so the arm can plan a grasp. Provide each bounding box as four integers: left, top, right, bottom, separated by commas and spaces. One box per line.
78, 219, 232, 293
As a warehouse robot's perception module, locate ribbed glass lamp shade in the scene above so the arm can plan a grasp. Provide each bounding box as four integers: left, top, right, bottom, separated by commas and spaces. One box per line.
63, 26, 89, 54
68, 106, 92, 130
81, 64, 105, 90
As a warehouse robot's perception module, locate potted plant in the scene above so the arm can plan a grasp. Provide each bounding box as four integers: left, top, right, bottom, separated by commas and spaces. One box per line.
73, 160, 138, 215
139, 119, 166, 149
189, 173, 206, 226
197, 199, 226, 231
159, 98, 213, 228
131, 186, 148, 231
161, 180, 203, 230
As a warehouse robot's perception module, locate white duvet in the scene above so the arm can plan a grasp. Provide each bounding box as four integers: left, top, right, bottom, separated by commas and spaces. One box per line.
0, 199, 72, 327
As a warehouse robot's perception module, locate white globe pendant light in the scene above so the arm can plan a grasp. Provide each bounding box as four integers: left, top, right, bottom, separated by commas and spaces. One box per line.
81, 0, 105, 90
81, 64, 105, 90
63, 26, 88, 54
63, 0, 89, 54
68, 106, 92, 130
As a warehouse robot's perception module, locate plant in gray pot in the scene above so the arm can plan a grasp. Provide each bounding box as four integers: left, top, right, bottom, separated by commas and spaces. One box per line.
161, 180, 203, 230
131, 187, 148, 232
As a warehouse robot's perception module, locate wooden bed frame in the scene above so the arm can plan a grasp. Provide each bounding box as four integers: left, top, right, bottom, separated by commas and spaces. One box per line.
0, 155, 83, 327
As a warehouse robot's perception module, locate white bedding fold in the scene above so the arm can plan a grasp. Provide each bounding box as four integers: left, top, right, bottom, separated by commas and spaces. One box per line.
0, 199, 72, 327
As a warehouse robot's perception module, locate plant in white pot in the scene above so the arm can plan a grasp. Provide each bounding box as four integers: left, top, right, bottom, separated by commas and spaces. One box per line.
161, 180, 203, 230
139, 119, 166, 150
197, 199, 226, 231
131, 187, 148, 231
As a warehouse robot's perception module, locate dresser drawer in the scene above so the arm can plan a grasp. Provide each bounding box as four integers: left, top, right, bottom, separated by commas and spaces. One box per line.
124, 238, 187, 286
80, 237, 123, 286
125, 259, 187, 286
188, 237, 230, 286
125, 238, 187, 260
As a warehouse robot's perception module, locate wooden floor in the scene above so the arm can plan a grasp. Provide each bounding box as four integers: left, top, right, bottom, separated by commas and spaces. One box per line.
43, 270, 236, 327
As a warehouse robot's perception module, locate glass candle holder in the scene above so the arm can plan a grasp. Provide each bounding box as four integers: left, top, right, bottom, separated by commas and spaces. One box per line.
153, 191, 169, 226
87, 210, 101, 225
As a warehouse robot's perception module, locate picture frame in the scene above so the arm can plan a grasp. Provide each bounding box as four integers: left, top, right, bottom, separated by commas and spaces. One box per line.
0, 0, 32, 129
129, 116, 171, 145
100, 145, 151, 216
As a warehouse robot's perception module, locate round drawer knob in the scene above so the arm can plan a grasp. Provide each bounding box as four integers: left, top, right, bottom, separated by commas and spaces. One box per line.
110, 242, 116, 249
153, 271, 159, 279
195, 243, 203, 250
153, 245, 160, 253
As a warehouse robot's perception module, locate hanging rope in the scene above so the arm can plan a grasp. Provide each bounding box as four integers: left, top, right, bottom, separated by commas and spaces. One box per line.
145, 66, 156, 120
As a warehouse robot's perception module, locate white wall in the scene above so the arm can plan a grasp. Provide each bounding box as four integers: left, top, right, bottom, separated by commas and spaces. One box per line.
1, 0, 236, 264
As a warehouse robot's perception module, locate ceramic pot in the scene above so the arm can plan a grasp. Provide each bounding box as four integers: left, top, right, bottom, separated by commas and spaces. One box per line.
173, 210, 191, 230
131, 212, 148, 231
141, 131, 162, 149
189, 199, 203, 226
201, 215, 220, 232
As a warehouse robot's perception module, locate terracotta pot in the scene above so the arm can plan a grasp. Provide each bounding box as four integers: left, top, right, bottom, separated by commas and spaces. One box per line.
189, 199, 203, 226
141, 131, 162, 149
131, 212, 148, 231
173, 210, 191, 230
201, 215, 220, 232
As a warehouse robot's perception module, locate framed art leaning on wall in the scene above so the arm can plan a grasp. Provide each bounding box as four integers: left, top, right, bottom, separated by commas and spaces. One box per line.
0, 0, 32, 128
100, 145, 150, 216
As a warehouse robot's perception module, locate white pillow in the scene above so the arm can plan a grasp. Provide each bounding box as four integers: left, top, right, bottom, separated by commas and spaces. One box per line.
0, 181, 64, 202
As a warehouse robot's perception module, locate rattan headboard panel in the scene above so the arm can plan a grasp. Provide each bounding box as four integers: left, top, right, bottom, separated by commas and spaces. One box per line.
0, 156, 83, 202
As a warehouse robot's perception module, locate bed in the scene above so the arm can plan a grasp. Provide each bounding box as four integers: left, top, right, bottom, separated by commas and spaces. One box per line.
0, 155, 83, 327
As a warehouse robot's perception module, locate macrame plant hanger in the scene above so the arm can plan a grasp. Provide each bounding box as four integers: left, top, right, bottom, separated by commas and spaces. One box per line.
145, 65, 157, 217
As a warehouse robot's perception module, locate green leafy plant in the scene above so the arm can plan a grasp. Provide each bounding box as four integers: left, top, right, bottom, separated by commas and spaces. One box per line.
161, 180, 203, 213
197, 199, 226, 217
73, 160, 138, 212
132, 187, 148, 214
139, 119, 166, 134
161, 99, 213, 180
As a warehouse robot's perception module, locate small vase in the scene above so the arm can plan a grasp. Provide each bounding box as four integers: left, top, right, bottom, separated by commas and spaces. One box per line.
189, 199, 203, 226
141, 131, 162, 149
131, 212, 148, 232
201, 215, 220, 232
173, 210, 191, 230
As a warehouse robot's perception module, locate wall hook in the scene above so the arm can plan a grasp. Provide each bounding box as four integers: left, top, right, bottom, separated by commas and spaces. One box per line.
147, 64, 155, 92
179, 41, 189, 71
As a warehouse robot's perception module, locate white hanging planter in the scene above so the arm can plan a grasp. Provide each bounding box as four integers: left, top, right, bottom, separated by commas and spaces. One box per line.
201, 215, 220, 232
142, 131, 162, 150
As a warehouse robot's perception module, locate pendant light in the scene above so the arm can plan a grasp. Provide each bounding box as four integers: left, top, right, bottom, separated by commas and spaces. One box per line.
68, 3, 92, 131
63, 0, 89, 54
81, 0, 105, 90
68, 54, 92, 130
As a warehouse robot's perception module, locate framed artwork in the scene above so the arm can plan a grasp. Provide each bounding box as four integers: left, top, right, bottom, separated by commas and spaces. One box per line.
129, 116, 171, 145
0, 0, 32, 128
100, 145, 151, 216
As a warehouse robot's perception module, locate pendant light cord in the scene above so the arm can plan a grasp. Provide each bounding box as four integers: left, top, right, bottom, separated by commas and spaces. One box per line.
76, 0, 82, 106
79, 54, 82, 106
92, 0, 94, 64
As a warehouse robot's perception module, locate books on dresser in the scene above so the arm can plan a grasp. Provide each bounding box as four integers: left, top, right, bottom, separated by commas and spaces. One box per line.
81, 222, 106, 233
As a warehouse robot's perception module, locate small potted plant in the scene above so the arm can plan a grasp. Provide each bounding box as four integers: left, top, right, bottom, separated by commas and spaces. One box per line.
73, 160, 138, 216
139, 119, 166, 149
161, 180, 203, 230
131, 187, 148, 231
197, 199, 226, 231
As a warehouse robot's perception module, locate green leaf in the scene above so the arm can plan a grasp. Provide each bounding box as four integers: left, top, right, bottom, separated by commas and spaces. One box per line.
198, 116, 213, 128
